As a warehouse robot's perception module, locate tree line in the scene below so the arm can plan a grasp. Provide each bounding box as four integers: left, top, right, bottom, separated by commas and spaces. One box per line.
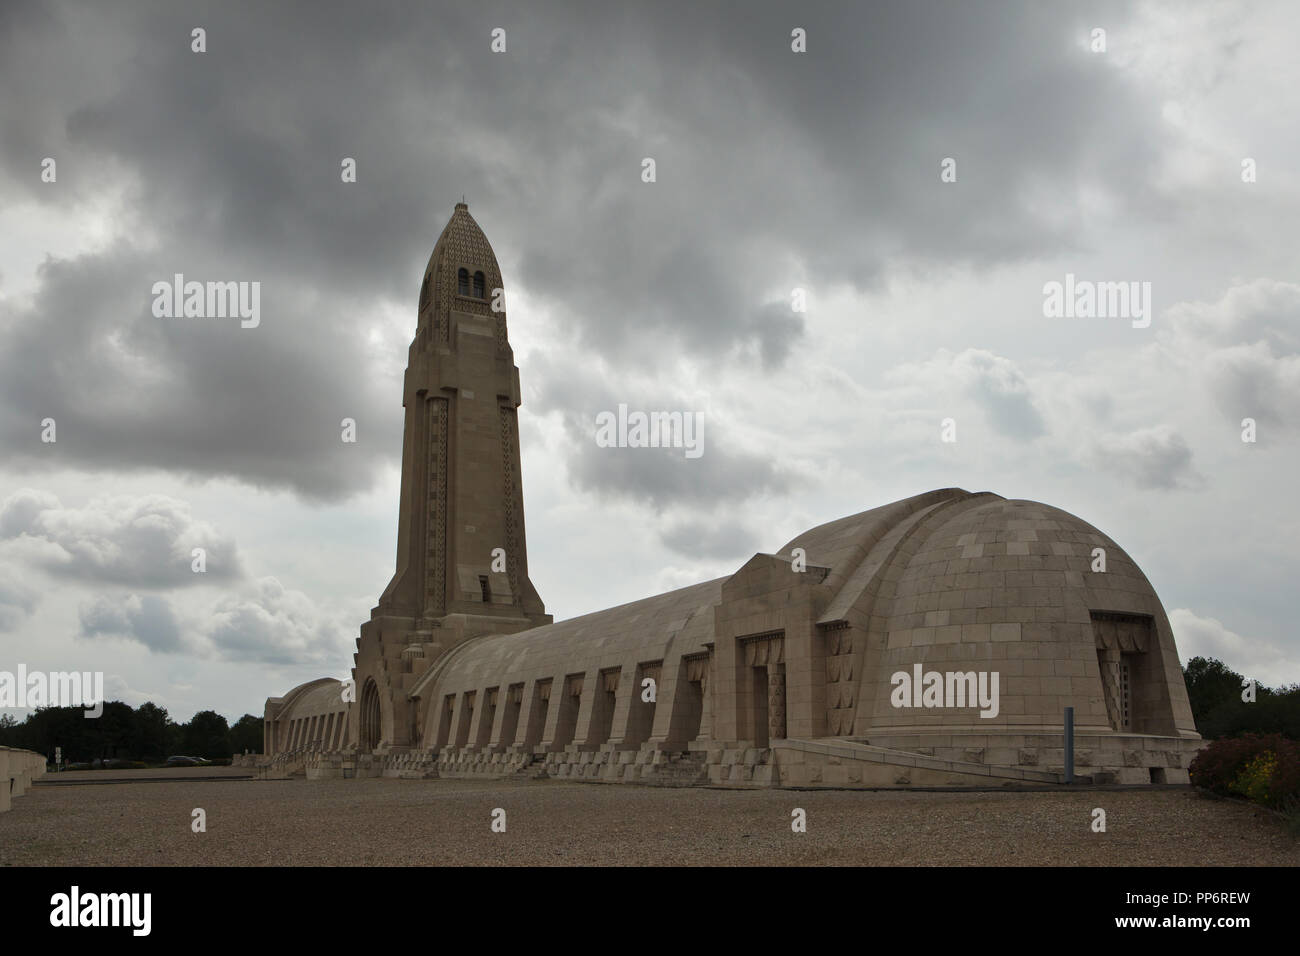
0, 701, 261, 763
1181, 656, 1299, 739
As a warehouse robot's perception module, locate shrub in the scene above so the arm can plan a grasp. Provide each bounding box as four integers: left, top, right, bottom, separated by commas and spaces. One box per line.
1190, 733, 1300, 810
1229, 752, 1277, 804
1284, 796, 1300, 838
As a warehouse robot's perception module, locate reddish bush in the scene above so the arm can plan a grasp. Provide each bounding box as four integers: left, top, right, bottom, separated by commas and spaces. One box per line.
1190, 733, 1300, 808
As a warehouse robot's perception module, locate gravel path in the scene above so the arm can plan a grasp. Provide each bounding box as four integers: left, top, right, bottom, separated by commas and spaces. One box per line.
3, 771, 1295, 866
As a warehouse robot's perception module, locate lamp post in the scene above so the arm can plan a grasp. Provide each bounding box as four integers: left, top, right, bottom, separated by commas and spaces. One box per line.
1064, 707, 1075, 784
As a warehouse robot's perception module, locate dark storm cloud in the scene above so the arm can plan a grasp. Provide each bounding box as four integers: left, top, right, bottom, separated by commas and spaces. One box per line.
0, 0, 1152, 497
0, 245, 395, 499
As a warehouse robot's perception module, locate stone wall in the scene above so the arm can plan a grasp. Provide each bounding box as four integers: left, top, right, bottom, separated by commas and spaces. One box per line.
861, 732, 1206, 785
254, 726, 1206, 790
1, 747, 48, 812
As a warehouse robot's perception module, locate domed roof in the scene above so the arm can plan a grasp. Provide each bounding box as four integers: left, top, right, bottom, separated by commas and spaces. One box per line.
277, 678, 347, 721
779, 488, 971, 595
879, 495, 1165, 645
852, 494, 1190, 735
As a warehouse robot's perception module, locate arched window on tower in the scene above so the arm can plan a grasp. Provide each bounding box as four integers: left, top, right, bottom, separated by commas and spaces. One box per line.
473, 271, 486, 299
457, 268, 469, 296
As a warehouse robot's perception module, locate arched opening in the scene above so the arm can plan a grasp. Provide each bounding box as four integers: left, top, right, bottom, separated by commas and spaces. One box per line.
359, 678, 382, 752
472, 270, 486, 298
457, 268, 469, 296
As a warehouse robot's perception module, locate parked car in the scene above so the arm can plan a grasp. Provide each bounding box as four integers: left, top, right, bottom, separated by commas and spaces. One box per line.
164, 755, 208, 767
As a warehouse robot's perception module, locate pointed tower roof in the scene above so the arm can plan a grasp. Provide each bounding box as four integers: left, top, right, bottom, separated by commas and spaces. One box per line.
422, 202, 503, 298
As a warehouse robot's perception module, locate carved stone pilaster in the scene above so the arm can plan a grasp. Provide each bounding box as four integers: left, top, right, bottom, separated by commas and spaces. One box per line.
768, 662, 787, 741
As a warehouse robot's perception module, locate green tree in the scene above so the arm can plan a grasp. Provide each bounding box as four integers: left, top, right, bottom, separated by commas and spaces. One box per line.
164, 719, 184, 756
132, 702, 171, 763
1183, 657, 1300, 740
29, 706, 93, 762
181, 710, 232, 759
96, 701, 135, 760
229, 713, 263, 755
1184, 657, 1251, 727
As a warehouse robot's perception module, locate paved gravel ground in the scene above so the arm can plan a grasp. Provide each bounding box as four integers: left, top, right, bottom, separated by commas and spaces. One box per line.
3, 770, 1296, 866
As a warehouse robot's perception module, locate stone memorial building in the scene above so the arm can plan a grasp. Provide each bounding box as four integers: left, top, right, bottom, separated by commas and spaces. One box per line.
260, 204, 1204, 788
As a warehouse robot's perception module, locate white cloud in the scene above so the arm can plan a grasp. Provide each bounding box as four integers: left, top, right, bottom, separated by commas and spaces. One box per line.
1161, 279, 1300, 428
80, 593, 184, 653
206, 577, 353, 666
76, 576, 354, 668
1170, 607, 1299, 687
0, 558, 40, 631
1086, 425, 1201, 491
0, 489, 243, 587
885, 348, 1043, 429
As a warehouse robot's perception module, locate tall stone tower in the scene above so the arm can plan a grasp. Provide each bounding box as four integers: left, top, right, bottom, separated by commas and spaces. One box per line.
351, 203, 551, 754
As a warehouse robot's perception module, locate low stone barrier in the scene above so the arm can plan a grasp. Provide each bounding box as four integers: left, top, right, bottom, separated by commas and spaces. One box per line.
1, 747, 48, 812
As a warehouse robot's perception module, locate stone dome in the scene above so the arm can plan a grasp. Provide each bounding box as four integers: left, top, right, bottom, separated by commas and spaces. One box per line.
858, 495, 1193, 736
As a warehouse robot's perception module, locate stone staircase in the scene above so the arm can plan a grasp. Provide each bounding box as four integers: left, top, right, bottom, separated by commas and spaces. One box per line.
769, 738, 1069, 787
501, 753, 545, 778
379, 751, 439, 778
705, 747, 776, 786
641, 752, 708, 787
259, 749, 307, 779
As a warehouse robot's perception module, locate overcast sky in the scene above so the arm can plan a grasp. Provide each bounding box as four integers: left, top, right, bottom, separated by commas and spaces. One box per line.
2, 0, 1297, 726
